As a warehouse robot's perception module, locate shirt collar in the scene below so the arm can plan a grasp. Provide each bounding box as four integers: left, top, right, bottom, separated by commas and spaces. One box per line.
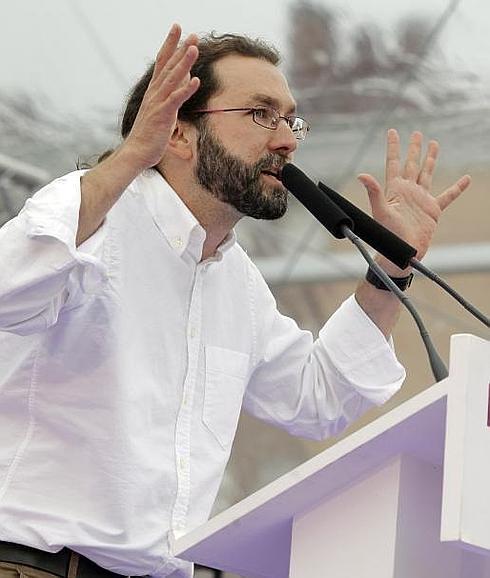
136, 169, 236, 263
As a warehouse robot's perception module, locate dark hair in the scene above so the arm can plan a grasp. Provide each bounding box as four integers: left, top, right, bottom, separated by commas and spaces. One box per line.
121, 32, 281, 138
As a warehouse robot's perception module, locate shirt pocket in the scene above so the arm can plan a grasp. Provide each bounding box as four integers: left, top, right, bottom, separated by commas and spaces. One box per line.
203, 345, 250, 449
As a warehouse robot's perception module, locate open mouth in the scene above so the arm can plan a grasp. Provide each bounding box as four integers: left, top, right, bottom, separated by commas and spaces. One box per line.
261, 169, 283, 182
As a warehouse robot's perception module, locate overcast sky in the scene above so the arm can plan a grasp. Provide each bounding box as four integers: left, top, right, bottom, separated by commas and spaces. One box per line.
1, 0, 490, 117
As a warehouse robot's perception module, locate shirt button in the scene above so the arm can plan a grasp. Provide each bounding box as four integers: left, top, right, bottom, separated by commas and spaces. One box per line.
172, 236, 183, 249
189, 326, 196, 339
178, 456, 186, 471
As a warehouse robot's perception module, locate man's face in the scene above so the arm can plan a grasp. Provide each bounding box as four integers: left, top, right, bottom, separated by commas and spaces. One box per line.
193, 55, 298, 220
195, 122, 289, 219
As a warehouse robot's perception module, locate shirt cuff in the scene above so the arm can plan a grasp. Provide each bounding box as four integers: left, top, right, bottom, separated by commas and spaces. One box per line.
318, 294, 406, 405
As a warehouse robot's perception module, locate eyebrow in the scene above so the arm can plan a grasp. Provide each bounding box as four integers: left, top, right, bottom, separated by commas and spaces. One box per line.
248, 93, 297, 115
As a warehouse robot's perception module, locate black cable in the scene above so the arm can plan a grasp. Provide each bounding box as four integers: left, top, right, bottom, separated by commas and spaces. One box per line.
410, 258, 490, 328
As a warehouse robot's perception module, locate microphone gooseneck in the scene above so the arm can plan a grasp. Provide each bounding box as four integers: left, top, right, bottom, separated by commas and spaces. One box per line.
409, 259, 490, 328
341, 226, 448, 381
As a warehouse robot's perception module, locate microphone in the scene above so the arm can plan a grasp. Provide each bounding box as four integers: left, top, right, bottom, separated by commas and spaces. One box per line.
281, 164, 353, 238
318, 181, 490, 329
317, 181, 416, 270
281, 162, 449, 382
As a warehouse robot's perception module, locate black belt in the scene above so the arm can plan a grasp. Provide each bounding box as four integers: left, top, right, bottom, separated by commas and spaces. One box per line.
0, 541, 137, 577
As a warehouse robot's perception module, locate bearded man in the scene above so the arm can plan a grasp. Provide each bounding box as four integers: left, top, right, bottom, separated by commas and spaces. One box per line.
0, 24, 470, 578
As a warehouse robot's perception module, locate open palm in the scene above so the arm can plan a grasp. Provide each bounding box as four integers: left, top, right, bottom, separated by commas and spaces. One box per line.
358, 129, 471, 271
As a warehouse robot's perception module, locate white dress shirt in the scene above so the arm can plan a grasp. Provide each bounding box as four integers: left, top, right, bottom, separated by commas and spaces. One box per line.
0, 169, 405, 577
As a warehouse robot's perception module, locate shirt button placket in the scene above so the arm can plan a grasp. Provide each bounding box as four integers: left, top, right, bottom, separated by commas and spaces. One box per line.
171, 266, 204, 532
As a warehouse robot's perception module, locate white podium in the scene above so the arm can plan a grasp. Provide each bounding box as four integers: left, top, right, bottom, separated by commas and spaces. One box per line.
172, 334, 490, 578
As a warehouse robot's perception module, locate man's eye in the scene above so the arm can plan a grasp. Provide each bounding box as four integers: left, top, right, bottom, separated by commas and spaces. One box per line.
254, 108, 268, 119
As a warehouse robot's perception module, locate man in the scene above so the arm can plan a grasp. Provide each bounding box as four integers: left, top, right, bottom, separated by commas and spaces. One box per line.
0, 24, 470, 578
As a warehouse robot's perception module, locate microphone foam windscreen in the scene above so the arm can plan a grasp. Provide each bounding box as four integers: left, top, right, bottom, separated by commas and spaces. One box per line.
318, 181, 417, 269
282, 164, 353, 239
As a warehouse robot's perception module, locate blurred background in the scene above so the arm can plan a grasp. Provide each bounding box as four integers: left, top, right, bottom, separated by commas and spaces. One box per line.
1, 1, 489, 576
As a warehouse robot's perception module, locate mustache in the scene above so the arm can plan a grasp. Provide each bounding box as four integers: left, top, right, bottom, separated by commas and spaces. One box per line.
254, 154, 289, 177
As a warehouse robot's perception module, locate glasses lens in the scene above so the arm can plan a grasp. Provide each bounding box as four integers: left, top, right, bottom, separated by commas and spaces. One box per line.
253, 108, 278, 129
289, 117, 309, 140
253, 108, 310, 140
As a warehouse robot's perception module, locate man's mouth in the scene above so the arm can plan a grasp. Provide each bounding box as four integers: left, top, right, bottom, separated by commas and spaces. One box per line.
261, 169, 283, 182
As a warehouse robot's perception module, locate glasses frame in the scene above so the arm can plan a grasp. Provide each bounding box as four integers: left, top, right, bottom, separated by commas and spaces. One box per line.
190, 107, 310, 141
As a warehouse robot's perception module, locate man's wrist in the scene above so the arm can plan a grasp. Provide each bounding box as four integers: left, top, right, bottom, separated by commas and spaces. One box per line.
365, 267, 414, 291
107, 143, 150, 176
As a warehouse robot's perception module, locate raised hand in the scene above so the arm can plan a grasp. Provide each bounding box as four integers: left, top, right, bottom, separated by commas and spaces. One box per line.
357, 129, 471, 274
77, 24, 200, 246
123, 24, 200, 170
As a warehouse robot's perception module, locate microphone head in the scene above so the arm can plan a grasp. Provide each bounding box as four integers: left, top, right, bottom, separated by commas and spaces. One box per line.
317, 181, 417, 269
281, 163, 353, 239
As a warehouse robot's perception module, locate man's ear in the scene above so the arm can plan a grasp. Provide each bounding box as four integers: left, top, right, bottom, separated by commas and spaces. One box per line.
165, 120, 196, 161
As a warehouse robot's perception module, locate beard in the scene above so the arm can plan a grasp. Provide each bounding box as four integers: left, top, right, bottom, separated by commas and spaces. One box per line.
194, 124, 289, 220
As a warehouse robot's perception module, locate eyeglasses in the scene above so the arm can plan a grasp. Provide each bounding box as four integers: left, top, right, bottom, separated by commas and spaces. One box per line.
190, 107, 310, 141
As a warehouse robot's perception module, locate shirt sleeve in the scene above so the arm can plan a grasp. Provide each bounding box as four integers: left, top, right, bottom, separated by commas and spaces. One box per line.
242, 265, 405, 440
0, 170, 107, 335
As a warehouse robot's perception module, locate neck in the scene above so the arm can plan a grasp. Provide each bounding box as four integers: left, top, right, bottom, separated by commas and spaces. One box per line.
160, 168, 241, 261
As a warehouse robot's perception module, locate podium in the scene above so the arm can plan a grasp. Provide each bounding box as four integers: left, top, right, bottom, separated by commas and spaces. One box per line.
172, 334, 490, 577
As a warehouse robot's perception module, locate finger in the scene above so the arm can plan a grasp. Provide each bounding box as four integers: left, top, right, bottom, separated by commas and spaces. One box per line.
437, 175, 471, 211
162, 33, 199, 74
153, 30, 198, 85
417, 140, 439, 190
161, 77, 201, 115
153, 77, 200, 129
403, 131, 422, 181
358, 173, 385, 214
153, 39, 199, 96
385, 128, 400, 184
153, 24, 182, 78
159, 45, 199, 101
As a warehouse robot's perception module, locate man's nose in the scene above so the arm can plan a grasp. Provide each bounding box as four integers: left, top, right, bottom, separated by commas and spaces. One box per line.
268, 120, 298, 156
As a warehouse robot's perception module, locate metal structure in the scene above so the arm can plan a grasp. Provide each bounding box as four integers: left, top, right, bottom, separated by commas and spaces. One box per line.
0, 152, 49, 226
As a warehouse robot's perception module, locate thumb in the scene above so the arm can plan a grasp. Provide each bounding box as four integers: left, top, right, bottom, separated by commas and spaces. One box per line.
357, 173, 385, 213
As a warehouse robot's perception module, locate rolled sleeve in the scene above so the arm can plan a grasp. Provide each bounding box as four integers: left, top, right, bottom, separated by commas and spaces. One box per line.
0, 171, 107, 334
318, 294, 405, 405
19, 170, 107, 275
243, 264, 406, 440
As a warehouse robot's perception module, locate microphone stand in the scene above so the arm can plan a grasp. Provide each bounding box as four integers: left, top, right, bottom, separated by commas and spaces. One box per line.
341, 226, 449, 381
409, 258, 490, 328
